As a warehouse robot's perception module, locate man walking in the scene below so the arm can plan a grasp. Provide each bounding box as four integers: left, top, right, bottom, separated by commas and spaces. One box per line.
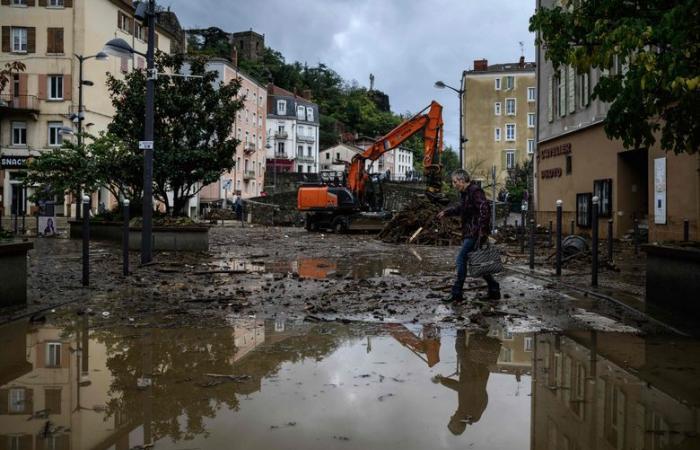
437, 169, 501, 302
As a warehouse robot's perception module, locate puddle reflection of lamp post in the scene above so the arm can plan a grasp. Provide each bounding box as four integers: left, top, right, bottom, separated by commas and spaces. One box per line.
102, 0, 156, 264
434, 80, 465, 169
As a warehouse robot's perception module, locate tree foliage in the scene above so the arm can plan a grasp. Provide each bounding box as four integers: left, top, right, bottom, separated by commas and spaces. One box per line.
530, 0, 700, 154
0, 61, 25, 93
106, 53, 243, 215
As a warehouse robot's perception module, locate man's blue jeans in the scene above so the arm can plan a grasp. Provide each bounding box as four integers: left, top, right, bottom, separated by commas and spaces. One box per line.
451, 238, 499, 300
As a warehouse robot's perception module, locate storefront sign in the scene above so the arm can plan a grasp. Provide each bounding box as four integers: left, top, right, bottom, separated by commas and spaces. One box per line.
541, 168, 562, 179
538, 143, 571, 160
1, 155, 29, 169
654, 157, 666, 224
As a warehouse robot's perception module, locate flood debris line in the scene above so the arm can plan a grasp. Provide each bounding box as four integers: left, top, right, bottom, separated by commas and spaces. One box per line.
378, 196, 462, 245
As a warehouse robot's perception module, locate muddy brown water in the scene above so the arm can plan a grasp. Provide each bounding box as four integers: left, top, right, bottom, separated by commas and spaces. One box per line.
1, 312, 699, 450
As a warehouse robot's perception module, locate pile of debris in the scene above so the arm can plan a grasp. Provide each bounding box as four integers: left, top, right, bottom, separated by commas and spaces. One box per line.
204, 208, 237, 221
378, 196, 462, 245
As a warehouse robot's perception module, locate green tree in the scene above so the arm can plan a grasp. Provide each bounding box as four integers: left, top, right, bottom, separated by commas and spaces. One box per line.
106, 53, 243, 216
530, 0, 700, 154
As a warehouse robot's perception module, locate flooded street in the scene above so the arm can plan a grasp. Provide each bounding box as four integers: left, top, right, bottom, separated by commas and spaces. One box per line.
1, 311, 699, 449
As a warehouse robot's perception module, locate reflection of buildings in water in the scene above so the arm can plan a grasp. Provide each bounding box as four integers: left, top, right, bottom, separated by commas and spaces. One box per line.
487, 326, 534, 378
532, 331, 700, 450
386, 324, 441, 367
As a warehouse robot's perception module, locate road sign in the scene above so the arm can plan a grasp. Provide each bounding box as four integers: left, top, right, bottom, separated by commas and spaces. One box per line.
139, 141, 154, 150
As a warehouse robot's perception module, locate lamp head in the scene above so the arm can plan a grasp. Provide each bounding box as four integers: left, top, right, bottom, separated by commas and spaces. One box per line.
434, 81, 446, 89
102, 38, 135, 58
95, 51, 108, 61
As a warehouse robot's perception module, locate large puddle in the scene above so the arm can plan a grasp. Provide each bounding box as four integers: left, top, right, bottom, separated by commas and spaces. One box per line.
1, 313, 699, 449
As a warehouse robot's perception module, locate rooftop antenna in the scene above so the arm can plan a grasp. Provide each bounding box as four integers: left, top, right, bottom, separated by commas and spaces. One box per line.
369, 73, 375, 91
519, 41, 524, 58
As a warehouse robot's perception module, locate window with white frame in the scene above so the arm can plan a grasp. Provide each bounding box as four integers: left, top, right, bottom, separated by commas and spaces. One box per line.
12, 121, 27, 146
48, 122, 63, 147
46, 342, 61, 367
494, 127, 501, 142
506, 150, 515, 169
277, 142, 284, 155
528, 113, 536, 128
307, 145, 312, 157
505, 98, 516, 115
297, 145, 303, 157
494, 78, 501, 90
528, 139, 535, 155
276, 100, 286, 115
11, 27, 27, 52
505, 76, 514, 90
506, 123, 516, 141
48, 75, 63, 100
524, 336, 533, 352
9, 388, 26, 413
306, 107, 314, 121
297, 105, 305, 120
12, 0, 27, 6
528, 87, 536, 102
494, 102, 501, 116
48, 0, 64, 6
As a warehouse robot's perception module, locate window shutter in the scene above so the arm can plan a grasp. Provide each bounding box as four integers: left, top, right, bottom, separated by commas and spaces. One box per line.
55, 28, 63, 53
64, 0, 72, 6
501, 151, 507, 170
47, 28, 54, 53
120, 56, 128, 73
27, 27, 36, 53
25, 388, 34, 412
61, 343, 70, 368
63, 74, 71, 100
1, 26, 10, 52
19, 73, 28, 95
1, 0, 10, 5
117, 12, 121, 29
582, 73, 589, 107
39, 0, 46, 6
567, 66, 576, 114
27, 0, 35, 6
36, 341, 46, 368
0, 389, 8, 414
38, 74, 47, 100
547, 76, 553, 122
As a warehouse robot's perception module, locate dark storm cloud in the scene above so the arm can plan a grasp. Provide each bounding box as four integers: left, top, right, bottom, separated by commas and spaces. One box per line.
163, 0, 536, 148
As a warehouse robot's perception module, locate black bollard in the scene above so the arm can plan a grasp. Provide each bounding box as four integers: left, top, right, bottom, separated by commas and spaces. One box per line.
556, 201, 563, 276
548, 220, 553, 246
123, 199, 130, 276
634, 219, 640, 255
240, 201, 245, 228
82, 196, 90, 286
570, 219, 575, 236
529, 219, 535, 270
683, 219, 689, 242
591, 197, 599, 287
607, 219, 613, 263
521, 218, 526, 254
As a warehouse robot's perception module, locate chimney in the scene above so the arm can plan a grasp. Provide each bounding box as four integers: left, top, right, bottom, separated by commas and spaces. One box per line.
519, 56, 525, 68
231, 46, 238, 67
473, 59, 488, 71
266, 82, 274, 93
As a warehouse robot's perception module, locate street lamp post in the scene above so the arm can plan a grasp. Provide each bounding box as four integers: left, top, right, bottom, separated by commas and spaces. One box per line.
103, 0, 156, 264
434, 80, 465, 169
73, 52, 107, 219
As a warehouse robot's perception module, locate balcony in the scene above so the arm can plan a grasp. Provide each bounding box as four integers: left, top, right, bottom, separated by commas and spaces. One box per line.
296, 133, 315, 143
274, 131, 288, 139
295, 154, 315, 163
243, 142, 256, 155
243, 170, 256, 180
274, 152, 288, 159
0, 94, 39, 115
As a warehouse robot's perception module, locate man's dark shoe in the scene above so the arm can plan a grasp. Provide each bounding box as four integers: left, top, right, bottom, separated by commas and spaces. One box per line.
487, 289, 501, 300
442, 295, 464, 303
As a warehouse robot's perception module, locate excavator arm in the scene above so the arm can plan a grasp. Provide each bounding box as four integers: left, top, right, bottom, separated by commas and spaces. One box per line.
347, 101, 444, 208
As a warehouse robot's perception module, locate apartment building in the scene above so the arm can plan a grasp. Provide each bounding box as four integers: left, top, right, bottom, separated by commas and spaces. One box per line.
534, 0, 697, 240
187, 58, 267, 204
462, 57, 536, 186
266, 84, 319, 176
0, 0, 180, 218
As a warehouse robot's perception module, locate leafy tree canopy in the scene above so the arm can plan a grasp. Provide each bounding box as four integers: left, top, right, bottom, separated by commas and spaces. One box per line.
530, 0, 700, 154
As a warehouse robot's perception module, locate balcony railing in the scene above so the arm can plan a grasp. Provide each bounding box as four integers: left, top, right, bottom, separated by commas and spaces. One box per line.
274, 131, 288, 139
0, 94, 39, 113
243, 170, 256, 180
274, 152, 287, 158
296, 155, 315, 163
296, 133, 315, 143
244, 142, 256, 154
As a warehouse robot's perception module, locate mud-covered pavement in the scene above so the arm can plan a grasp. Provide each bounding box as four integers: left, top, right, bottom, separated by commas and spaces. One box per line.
19, 225, 667, 335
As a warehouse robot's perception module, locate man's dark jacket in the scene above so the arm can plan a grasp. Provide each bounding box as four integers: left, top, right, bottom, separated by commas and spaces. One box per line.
443, 182, 491, 239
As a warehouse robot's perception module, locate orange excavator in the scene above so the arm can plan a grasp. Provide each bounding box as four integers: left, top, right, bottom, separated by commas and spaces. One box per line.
298, 101, 444, 232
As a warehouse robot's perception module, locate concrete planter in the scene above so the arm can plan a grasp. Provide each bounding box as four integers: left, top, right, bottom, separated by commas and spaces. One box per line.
69, 221, 210, 252
0, 241, 33, 307
642, 244, 700, 316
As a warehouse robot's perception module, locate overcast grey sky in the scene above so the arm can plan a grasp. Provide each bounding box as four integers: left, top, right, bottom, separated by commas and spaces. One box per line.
163, 0, 536, 149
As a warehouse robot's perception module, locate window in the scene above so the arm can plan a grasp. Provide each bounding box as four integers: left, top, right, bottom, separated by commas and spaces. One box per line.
45, 388, 61, 415
579, 71, 590, 108
524, 337, 533, 352
276, 100, 286, 115
297, 145, 303, 157
46, 342, 61, 367
494, 102, 501, 116
506, 150, 515, 169
48, 0, 64, 6
499, 347, 513, 363
528, 113, 536, 128
48, 122, 63, 147
48, 75, 63, 100
494, 127, 501, 142
297, 105, 305, 120
307, 165, 312, 172
576, 193, 592, 227
505, 76, 514, 90
527, 139, 535, 155
12, 121, 27, 146
528, 87, 536, 102
135, 23, 144, 41
276, 142, 284, 155
298, 165, 303, 173
306, 107, 314, 121
11, 28, 28, 52
336, 152, 340, 160
505, 123, 516, 141
505, 98, 516, 115
9, 388, 26, 413
593, 179, 613, 217
494, 78, 501, 90
11, 0, 27, 5
325, 153, 330, 160
118, 12, 132, 34
307, 145, 312, 157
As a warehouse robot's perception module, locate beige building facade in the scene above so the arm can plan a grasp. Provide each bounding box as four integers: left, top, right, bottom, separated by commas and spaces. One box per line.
462, 58, 536, 188
0, 0, 177, 219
